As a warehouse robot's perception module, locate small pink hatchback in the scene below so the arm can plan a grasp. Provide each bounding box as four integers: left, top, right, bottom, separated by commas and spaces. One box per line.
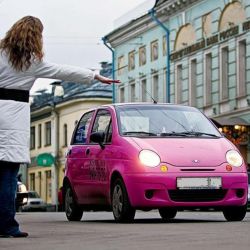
63, 103, 248, 222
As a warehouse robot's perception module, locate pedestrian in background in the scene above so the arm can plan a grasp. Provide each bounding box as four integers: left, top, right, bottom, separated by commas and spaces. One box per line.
0, 16, 120, 238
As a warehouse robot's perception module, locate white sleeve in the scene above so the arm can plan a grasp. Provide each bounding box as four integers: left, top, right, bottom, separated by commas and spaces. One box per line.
28, 60, 95, 84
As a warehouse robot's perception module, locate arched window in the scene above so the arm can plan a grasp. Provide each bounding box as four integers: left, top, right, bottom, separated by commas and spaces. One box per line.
219, 1, 246, 31
174, 24, 196, 51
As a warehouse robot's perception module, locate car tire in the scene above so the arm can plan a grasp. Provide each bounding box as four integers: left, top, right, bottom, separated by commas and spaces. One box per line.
112, 178, 136, 222
159, 208, 177, 220
223, 204, 247, 221
64, 185, 83, 221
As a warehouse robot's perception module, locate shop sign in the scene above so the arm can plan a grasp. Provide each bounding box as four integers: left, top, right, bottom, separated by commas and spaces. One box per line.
170, 21, 249, 61
36, 153, 54, 167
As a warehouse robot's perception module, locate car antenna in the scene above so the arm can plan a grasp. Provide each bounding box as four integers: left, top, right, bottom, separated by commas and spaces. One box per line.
137, 80, 157, 104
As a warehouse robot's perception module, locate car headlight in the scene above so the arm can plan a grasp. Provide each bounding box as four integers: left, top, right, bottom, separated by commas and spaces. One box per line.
226, 150, 243, 167
139, 149, 160, 167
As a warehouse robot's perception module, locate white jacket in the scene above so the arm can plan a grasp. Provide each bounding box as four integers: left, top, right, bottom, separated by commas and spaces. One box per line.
0, 51, 95, 163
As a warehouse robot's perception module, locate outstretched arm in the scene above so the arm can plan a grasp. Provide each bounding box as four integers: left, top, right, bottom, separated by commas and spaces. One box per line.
94, 74, 120, 84
31, 61, 120, 85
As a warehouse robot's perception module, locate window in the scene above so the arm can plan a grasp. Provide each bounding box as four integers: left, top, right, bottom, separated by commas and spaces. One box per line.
163, 35, 167, 56
141, 79, 147, 102
118, 55, 125, 75
45, 170, 51, 200
29, 173, 35, 191
45, 121, 51, 146
128, 50, 135, 71
130, 81, 136, 102
238, 40, 246, 97
30, 126, 35, 149
63, 124, 68, 147
205, 53, 212, 106
91, 110, 112, 143
152, 74, 159, 102
176, 64, 182, 104
151, 40, 158, 61
119, 86, 125, 103
38, 124, 42, 148
38, 172, 42, 196
139, 46, 146, 66
221, 46, 229, 101
190, 59, 197, 107
73, 111, 94, 144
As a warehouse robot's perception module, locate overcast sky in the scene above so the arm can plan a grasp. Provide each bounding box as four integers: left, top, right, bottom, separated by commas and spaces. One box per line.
0, 0, 154, 93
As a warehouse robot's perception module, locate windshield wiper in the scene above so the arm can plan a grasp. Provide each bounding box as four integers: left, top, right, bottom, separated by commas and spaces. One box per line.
160, 132, 190, 137
122, 131, 157, 136
160, 131, 220, 137
181, 131, 220, 137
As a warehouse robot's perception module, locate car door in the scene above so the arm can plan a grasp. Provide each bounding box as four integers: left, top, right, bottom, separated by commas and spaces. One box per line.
67, 110, 94, 204
87, 109, 113, 204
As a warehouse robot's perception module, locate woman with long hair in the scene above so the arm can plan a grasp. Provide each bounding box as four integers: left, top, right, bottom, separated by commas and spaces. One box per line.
0, 16, 119, 237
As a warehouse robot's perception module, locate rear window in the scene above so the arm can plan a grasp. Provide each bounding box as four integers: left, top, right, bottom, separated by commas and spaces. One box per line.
28, 192, 40, 198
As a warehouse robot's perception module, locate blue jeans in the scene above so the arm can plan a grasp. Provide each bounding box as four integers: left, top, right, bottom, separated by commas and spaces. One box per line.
0, 161, 20, 235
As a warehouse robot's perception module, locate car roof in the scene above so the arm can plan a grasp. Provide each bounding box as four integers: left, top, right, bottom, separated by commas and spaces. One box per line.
101, 103, 197, 110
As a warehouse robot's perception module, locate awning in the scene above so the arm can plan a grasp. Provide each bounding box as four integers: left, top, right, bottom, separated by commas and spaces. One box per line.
211, 117, 249, 127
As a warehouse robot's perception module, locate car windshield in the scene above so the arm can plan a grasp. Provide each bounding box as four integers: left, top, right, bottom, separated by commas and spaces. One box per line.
116, 105, 221, 138
28, 192, 40, 198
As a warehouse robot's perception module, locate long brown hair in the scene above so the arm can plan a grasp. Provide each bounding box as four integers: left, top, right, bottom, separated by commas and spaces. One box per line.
0, 16, 44, 71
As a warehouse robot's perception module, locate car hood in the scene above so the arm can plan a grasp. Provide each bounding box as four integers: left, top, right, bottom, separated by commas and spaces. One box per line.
28, 198, 44, 203
131, 137, 233, 167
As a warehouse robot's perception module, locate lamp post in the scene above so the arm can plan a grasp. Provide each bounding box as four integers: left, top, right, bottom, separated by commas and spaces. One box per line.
50, 81, 64, 211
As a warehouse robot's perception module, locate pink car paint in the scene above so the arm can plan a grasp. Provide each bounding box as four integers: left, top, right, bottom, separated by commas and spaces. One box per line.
64, 103, 248, 222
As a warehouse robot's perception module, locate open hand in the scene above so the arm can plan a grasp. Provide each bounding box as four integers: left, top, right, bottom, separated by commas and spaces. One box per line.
95, 74, 121, 84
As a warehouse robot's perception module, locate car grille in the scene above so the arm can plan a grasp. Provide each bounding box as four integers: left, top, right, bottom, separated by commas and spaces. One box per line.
168, 189, 227, 202
30, 201, 41, 205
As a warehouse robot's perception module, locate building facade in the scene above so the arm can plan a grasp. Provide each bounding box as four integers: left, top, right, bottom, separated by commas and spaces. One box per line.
104, 0, 250, 166
28, 63, 112, 206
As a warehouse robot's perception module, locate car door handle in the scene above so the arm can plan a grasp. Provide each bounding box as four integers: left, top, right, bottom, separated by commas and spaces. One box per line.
85, 148, 90, 155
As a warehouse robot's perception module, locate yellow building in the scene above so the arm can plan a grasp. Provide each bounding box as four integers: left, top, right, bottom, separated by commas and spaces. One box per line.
29, 64, 112, 207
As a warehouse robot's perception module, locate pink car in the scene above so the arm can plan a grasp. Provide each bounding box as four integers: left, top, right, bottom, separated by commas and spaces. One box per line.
63, 103, 248, 222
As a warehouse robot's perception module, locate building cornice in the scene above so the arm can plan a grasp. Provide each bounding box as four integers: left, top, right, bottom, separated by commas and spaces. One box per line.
154, 0, 199, 17
105, 0, 200, 48
211, 107, 250, 120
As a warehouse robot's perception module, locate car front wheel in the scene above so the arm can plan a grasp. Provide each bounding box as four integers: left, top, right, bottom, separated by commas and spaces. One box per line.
64, 185, 83, 221
159, 208, 177, 220
222, 204, 247, 221
112, 178, 136, 222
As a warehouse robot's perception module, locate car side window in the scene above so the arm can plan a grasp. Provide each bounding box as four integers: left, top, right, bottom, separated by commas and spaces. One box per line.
91, 109, 112, 144
73, 111, 94, 144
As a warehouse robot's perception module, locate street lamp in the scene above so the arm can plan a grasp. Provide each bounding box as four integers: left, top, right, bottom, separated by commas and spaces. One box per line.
50, 81, 64, 211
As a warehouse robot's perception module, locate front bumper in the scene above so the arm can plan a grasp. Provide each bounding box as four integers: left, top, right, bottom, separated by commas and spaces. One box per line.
22, 204, 47, 211
124, 172, 248, 209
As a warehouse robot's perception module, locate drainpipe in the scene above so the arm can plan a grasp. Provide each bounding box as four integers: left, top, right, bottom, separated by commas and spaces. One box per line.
102, 37, 116, 103
149, 8, 171, 103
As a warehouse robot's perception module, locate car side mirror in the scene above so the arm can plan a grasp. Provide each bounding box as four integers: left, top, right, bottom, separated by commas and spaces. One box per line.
90, 131, 105, 149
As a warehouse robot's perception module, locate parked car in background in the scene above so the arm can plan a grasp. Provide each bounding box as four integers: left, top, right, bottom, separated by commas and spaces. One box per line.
22, 191, 47, 212
63, 103, 248, 222
16, 181, 28, 211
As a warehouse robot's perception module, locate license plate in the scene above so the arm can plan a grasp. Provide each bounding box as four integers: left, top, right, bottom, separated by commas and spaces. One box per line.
177, 177, 222, 189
